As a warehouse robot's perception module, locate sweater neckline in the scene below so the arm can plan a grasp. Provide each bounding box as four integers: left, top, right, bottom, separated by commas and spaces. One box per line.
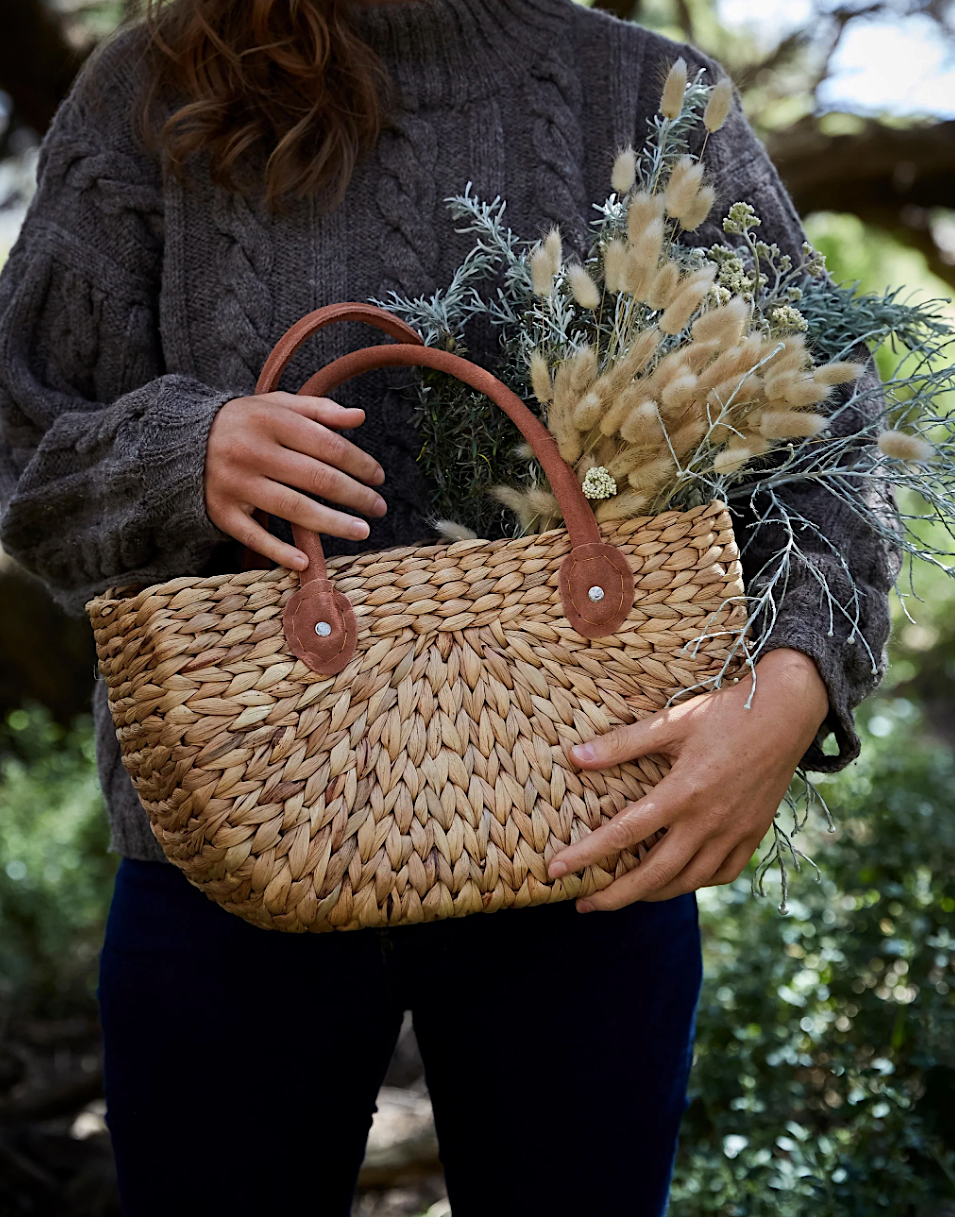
345, 0, 577, 108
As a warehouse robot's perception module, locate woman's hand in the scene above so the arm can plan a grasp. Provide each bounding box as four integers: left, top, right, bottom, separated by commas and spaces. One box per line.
205, 391, 388, 570
547, 648, 831, 910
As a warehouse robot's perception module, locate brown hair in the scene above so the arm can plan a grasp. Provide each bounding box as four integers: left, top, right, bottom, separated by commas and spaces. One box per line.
124, 0, 396, 215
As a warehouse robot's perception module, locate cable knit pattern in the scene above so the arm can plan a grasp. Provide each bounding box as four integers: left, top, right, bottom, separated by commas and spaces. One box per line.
0, 0, 896, 862
61, 150, 163, 254
374, 114, 440, 300
525, 53, 589, 259
212, 185, 276, 387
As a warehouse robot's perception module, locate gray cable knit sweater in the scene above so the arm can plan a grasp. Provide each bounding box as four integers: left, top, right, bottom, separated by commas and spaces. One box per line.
0, 0, 898, 863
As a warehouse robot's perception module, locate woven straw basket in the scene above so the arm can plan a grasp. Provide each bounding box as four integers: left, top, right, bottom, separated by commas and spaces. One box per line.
87, 303, 748, 932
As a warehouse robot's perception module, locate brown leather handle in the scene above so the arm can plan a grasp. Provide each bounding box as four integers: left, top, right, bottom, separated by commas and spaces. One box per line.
295, 343, 606, 580
256, 301, 425, 396
241, 302, 423, 572
244, 303, 635, 674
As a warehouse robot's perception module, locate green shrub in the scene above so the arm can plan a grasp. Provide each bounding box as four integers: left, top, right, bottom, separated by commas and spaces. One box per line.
672, 700, 955, 1215
0, 702, 116, 1019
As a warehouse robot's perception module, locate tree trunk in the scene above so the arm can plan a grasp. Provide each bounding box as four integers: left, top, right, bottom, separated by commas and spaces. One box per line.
0, 0, 85, 137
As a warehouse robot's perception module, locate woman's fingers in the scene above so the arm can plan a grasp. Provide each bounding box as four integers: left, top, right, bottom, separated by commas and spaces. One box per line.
578, 831, 764, 911
550, 704, 697, 879
257, 445, 387, 521
205, 392, 393, 556
252, 477, 377, 543
707, 837, 762, 888
271, 398, 386, 487
543, 652, 827, 914
218, 504, 311, 571
547, 774, 687, 879
568, 706, 680, 769
574, 822, 703, 912
637, 838, 743, 903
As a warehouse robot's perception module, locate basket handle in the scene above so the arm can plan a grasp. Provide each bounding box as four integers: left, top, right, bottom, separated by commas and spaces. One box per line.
240, 302, 423, 574
247, 302, 635, 675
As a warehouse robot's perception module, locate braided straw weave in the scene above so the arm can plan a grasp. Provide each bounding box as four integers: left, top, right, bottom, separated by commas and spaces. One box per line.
87, 501, 747, 931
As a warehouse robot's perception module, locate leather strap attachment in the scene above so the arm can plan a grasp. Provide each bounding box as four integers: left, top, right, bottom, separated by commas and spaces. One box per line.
283, 579, 357, 677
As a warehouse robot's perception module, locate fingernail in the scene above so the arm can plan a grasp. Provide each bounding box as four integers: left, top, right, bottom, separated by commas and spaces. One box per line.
293, 552, 308, 569
577, 901, 595, 914
374, 466, 386, 483
373, 495, 387, 514
571, 743, 595, 762
351, 521, 370, 540
548, 860, 567, 878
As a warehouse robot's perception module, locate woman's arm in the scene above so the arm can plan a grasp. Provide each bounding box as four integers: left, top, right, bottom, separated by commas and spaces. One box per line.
547, 43, 900, 905
0, 42, 241, 618
0, 35, 396, 613
679, 51, 903, 773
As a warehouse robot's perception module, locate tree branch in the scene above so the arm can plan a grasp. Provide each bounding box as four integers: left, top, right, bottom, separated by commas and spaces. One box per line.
769, 117, 955, 287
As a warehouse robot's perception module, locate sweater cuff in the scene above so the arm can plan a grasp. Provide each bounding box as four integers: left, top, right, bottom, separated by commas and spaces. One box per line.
754, 627, 864, 775
139, 375, 240, 562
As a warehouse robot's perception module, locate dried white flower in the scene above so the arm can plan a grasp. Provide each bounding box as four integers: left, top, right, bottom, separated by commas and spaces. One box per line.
611, 147, 637, 195
661, 57, 687, 120
801, 242, 828, 277
530, 244, 555, 296
707, 284, 732, 307
877, 430, 934, 463
544, 227, 563, 275
568, 264, 601, 309
723, 202, 761, 235
770, 305, 809, 334
703, 77, 734, 133
582, 466, 618, 500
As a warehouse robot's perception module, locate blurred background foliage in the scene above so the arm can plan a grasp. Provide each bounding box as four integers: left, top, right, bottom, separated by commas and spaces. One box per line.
0, 0, 953, 1214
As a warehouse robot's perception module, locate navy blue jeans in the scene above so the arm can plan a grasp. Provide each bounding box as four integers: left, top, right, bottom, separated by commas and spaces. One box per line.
97, 857, 702, 1216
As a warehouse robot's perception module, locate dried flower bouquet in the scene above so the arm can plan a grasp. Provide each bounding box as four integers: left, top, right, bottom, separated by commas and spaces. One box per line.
373, 60, 955, 902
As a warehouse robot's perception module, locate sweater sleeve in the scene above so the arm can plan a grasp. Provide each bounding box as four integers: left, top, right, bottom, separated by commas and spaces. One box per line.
639, 38, 903, 773
0, 36, 239, 620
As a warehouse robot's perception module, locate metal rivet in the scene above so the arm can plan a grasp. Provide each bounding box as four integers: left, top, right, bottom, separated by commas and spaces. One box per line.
314, 621, 332, 637
588, 585, 605, 602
